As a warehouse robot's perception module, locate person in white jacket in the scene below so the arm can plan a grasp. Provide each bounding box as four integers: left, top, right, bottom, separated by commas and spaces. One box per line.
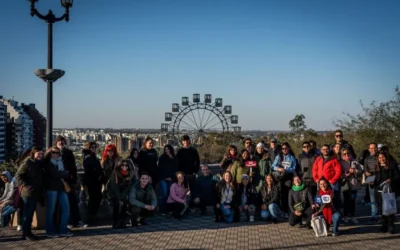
0, 171, 16, 217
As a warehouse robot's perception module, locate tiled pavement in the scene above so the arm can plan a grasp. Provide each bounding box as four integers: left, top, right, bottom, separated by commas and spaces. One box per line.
1, 192, 399, 249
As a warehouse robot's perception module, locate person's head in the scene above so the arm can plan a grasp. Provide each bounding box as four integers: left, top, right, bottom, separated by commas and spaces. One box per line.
335, 129, 344, 142
248, 144, 255, 154
281, 142, 292, 155
55, 135, 67, 149
223, 171, 233, 183
119, 160, 130, 173
319, 178, 330, 191
380, 146, 390, 154
368, 143, 378, 156
139, 173, 150, 187
103, 144, 118, 161
130, 148, 139, 159
240, 149, 250, 160
29, 146, 44, 161
309, 140, 317, 150
0, 173, 9, 183
46, 146, 61, 160
265, 174, 274, 187
270, 138, 277, 148
241, 174, 249, 186
320, 144, 331, 157
341, 148, 351, 162
244, 138, 252, 148
256, 142, 265, 154
164, 144, 175, 157
181, 135, 191, 148
144, 137, 154, 150
378, 152, 388, 166
86, 141, 98, 153
333, 143, 342, 155
293, 176, 302, 186
176, 171, 185, 184
227, 145, 238, 156
302, 141, 310, 153
200, 164, 210, 176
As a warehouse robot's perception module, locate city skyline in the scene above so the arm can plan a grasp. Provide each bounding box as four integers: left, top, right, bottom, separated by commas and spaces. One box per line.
1, 0, 399, 130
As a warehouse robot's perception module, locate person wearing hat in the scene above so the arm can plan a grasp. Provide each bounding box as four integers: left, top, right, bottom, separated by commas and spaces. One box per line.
268, 138, 281, 162
236, 174, 258, 222
254, 142, 271, 192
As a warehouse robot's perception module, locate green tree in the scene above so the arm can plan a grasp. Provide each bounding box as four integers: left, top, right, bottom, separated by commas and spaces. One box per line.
289, 114, 307, 140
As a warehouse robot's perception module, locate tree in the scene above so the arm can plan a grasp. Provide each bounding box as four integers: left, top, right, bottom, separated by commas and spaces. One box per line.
289, 114, 307, 141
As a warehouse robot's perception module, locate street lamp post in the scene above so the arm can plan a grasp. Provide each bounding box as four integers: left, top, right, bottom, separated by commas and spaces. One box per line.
28, 0, 73, 148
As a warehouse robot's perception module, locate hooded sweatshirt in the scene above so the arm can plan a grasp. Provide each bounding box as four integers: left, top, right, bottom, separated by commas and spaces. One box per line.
0, 171, 16, 204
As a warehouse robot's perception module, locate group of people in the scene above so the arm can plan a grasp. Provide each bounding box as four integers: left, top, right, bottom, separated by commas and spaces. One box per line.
0, 130, 399, 241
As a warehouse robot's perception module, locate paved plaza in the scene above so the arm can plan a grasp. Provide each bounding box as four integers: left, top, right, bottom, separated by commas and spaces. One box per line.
1, 197, 399, 250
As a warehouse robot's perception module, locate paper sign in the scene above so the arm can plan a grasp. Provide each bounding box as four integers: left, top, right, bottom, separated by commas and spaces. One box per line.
245, 160, 257, 168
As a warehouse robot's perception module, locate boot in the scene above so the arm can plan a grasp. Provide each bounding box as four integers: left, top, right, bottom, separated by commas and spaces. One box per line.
388, 215, 395, 234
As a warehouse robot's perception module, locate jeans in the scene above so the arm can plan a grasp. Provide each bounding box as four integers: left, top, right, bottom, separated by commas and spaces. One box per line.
368, 185, 378, 218
331, 212, 341, 234
220, 204, 234, 223
160, 180, 172, 213
261, 203, 280, 220
46, 190, 70, 234
1, 205, 16, 227
21, 197, 37, 235
331, 182, 342, 210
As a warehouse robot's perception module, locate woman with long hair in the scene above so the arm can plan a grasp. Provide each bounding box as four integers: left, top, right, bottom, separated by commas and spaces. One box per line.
15, 146, 45, 241
230, 149, 251, 184
373, 152, 400, 234
101, 144, 122, 197
43, 146, 72, 238
260, 174, 281, 223
127, 148, 140, 182
167, 171, 189, 219
158, 145, 178, 214
215, 171, 237, 223
288, 176, 314, 228
271, 142, 297, 218
220, 145, 238, 172
137, 137, 159, 187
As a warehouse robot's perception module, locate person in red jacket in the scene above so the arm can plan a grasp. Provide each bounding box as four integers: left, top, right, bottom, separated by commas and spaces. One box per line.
312, 144, 342, 209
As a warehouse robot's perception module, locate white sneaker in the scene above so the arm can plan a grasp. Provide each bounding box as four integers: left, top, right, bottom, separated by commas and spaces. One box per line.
17, 225, 22, 231
343, 217, 349, 223
350, 217, 359, 224
249, 216, 255, 222
67, 225, 73, 229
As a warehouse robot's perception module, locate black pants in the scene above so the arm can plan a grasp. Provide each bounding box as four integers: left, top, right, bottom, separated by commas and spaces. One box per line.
167, 202, 185, 218
186, 174, 196, 206
68, 189, 81, 225
112, 199, 128, 225
376, 192, 395, 231
280, 182, 290, 214
131, 206, 153, 222
86, 184, 102, 224
289, 207, 313, 226
364, 186, 371, 203
343, 190, 357, 217
304, 181, 317, 198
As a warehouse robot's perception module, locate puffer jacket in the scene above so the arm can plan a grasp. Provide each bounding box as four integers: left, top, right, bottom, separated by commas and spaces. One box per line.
15, 158, 44, 199
259, 183, 281, 208
107, 162, 134, 200
0, 171, 16, 205
312, 154, 342, 184
297, 151, 316, 183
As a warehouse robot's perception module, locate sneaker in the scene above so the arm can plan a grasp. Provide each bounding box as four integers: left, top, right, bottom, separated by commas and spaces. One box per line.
180, 205, 188, 216
343, 217, 349, 223
83, 224, 89, 228
249, 216, 255, 222
332, 232, 339, 236
350, 217, 359, 224
17, 225, 22, 231
190, 208, 197, 213
24, 235, 38, 241
46, 233, 59, 238
76, 221, 85, 227
60, 232, 74, 237
67, 225, 74, 229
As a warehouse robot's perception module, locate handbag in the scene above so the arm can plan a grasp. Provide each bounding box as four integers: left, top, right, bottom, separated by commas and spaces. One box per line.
340, 179, 350, 192
294, 190, 307, 212
62, 180, 71, 193
381, 183, 397, 216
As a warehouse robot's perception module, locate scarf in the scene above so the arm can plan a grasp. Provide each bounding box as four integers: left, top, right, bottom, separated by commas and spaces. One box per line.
51, 157, 64, 171
318, 189, 333, 224
121, 169, 128, 176
292, 183, 304, 192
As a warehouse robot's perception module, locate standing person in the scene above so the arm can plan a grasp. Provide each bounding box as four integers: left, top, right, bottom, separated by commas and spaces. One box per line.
127, 148, 140, 182
364, 143, 379, 223
128, 173, 157, 226
82, 142, 104, 227
43, 147, 73, 238
54, 136, 82, 229
137, 137, 159, 188
215, 171, 237, 223
268, 138, 281, 164
374, 152, 400, 234
167, 172, 189, 219
101, 144, 122, 201
339, 148, 363, 224
107, 160, 134, 229
332, 143, 343, 160
332, 130, 356, 159
176, 135, 200, 211
236, 174, 258, 222
312, 144, 342, 210
220, 145, 238, 172
288, 176, 315, 228
271, 142, 297, 218
158, 145, 178, 214
230, 149, 251, 184
260, 174, 281, 223
15, 146, 45, 241
309, 140, 321, 156
254, 142, 271, 191
297, 141, 317, 197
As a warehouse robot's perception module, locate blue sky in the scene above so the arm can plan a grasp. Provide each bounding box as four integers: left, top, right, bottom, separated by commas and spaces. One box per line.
1, 0, 399, 131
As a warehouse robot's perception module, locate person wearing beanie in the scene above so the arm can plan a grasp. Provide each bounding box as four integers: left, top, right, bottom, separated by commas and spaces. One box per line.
254, 142, 271, 192
236, 174, 258, 222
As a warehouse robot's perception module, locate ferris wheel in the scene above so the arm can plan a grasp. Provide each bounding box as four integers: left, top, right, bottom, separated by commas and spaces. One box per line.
161, 94, 241, 146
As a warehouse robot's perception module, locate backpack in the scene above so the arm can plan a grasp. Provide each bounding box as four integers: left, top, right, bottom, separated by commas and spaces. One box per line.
311, 215, 328, 237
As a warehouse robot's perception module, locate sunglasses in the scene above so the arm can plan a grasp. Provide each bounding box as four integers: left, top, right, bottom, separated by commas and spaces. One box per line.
52, 151, 60, 155
107, 150, 114, 152
335, 134, 343, 138
303, 145, 310, 148
121, 164, 129, 167
282, 147, 289, 150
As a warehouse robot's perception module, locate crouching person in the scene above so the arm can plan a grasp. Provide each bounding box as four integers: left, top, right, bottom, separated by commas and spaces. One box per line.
288, 176, 315, 228
107, 160, 134, 229
260, 174, 281, 224
193, 165, 219, 215
236, 174, 258, 222
215, 171, 237, 223
167, 172, 189, 219
128, 172, 157, 226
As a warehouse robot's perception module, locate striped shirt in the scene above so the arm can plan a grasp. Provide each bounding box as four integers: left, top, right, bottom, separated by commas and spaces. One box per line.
364, 155, 377, 174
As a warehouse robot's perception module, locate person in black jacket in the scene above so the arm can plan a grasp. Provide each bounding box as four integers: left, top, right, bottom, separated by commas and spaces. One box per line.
15, 146, 45, 241
297, 141, 317, 197
176, 135, 200, 211
158, 144, 178, 214
236, 174, 258, 222
193, 165, 219, 215
82, 142, 104, 227
332, 130, 357, 159
373, 152, 400, 234
43, 146, 73, 238
288, 176, 315, 228
55, 135, 82, 228
260, 174, 281, 223
137, 137, 159, 188
215, 171, 237, 223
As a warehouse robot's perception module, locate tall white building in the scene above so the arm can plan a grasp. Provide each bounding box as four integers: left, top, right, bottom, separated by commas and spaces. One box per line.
0, 100, 6, 163
0, 97, 34, 155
